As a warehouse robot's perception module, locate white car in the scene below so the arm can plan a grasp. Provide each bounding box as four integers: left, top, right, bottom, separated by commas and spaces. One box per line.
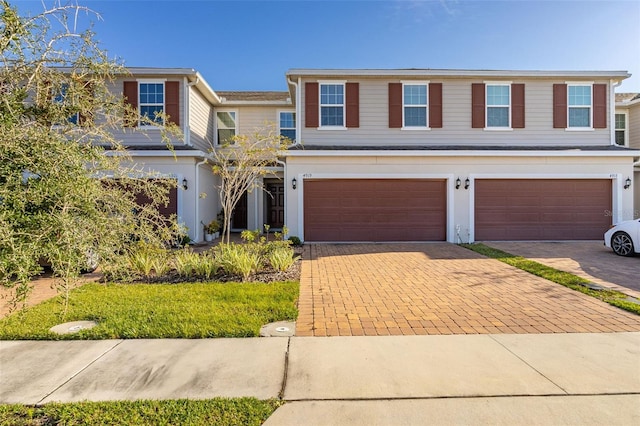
604, 219, 640, 256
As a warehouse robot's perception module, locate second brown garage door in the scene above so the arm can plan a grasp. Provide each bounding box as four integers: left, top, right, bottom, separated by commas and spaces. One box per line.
304, 179, 446, 242
475, 179, 612, 240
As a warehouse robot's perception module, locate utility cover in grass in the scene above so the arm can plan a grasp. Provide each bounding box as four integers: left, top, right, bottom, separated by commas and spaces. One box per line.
260, 321, 295, 337
50, 321, 98, 335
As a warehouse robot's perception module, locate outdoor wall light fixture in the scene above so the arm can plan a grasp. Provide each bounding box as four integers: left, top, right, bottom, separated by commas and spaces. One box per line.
455, 178, 461, 189
292, 177, 297, 190
465, 178, 470, 190
182, 178, 188, 190
624, 177, 631, 189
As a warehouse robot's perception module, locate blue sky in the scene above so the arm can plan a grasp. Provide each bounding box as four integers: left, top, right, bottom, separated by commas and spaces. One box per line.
12, 0, 640, 92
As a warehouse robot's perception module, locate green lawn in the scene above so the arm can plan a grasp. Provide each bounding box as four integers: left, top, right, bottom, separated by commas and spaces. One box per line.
0, 398, 282, 426
461, 243, 640, 316
0, 281, 299, 339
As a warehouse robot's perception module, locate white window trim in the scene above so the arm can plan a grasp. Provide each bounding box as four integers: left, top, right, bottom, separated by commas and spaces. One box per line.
137, 79, 167, 130
318, 80, 346, 130
215, 109, 238, 145
566, 83, 593, 130
484, 82, 511, 130
401, 80, 430, 130
614, 110, 629, 147
278, 110, 296, 141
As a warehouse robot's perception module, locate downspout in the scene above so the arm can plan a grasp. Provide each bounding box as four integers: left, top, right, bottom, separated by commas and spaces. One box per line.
184, 76, 200, 147
276, 159, 287, 236
610, 79, 622, 145
286, 77, 302, 149
194, 158, 208, 242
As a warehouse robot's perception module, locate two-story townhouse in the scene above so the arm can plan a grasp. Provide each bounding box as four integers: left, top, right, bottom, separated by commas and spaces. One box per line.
282, 69, 639, 243
615, 93, 640, 218
113, 69, 296, 241
112, 68, 220, 242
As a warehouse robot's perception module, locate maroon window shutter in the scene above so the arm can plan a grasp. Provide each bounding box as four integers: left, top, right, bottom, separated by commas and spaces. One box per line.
553, 84, 567, 128
123, 81, 138, 127
429, 83, 442, 128
165, 81, 180, 126
511, 83, 525, 128
593, 84, 607, 129
345, 82, 359, 128
305, 82, 319, 128
388, 83, 402, 128
471, 83, 485, 128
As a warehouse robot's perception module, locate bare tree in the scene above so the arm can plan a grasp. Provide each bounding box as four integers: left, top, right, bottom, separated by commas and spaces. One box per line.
210, 125, 288, 244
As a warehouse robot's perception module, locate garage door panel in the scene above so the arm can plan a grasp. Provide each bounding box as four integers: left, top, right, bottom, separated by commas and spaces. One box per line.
475, 179, 611, 241
304, 179, 446, 242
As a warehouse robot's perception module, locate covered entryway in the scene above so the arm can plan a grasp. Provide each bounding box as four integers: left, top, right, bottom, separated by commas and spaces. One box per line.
474, 179, 612, 240
303, 179, 446, 242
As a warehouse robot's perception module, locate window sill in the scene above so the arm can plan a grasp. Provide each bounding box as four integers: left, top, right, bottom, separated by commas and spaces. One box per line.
137, 125, 164, 130
565, 127, 595, 132
483, 127, 513, 131
317, 126, 347, 131
401, 126, 431, 131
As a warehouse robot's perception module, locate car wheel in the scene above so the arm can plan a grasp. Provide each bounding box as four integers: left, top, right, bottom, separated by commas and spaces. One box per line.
611, 232, 635, 257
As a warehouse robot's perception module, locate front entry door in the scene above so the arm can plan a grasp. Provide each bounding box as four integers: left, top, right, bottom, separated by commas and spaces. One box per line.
266, 181, 285, 228
231, 191, 248, 230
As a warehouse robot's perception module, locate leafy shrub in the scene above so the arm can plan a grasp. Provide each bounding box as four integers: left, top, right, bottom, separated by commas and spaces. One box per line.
288, 236, 301, 246
240, 229, 261, 243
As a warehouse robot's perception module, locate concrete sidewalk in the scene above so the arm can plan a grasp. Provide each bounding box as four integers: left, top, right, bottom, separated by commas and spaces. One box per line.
1, 333, 639, 424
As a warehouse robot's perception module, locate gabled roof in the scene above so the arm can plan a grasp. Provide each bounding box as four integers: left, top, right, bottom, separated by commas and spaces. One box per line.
616, 92, 640, 105
216, 91, 291, 105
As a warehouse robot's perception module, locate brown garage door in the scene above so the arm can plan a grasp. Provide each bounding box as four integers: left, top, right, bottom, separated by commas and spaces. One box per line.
475, 179, 611, 240
304, 179, 446, 242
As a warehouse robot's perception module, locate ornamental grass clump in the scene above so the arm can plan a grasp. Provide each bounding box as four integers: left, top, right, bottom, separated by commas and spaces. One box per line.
128, 243, 170, 280
268, 246, 296, 272
214, 243, 263, 281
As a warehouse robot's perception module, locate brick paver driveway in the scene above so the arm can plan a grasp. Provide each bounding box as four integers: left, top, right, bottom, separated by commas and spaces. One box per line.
485, 241, 640, 299
296, 243, 640, 336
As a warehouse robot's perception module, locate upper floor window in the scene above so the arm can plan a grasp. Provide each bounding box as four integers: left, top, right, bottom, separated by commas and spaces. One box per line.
320, 83, 344, 127
568, 85, 591, 128
615, 112, 627, 146
216, 111, 236, 144
403, 83, 427, 127
486, 84, 510, 128
53, 83, 79, 125
123, 80, 180, 128
139, 82, 164, 126
279, 111, 296, 142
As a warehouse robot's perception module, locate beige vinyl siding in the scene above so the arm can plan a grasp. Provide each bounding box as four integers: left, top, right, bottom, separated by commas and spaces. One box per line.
106, 77, 184, 147
300, 78, 612, 147
214, 105, 281, 140
628, 104, 640, 149
188, 85, 214, 152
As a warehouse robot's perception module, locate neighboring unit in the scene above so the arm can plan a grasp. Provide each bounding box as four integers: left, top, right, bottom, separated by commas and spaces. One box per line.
615, 92, 640, 219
